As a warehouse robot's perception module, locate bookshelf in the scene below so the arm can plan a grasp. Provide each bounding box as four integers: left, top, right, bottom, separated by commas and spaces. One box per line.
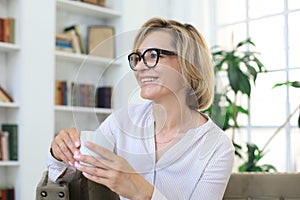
0, 102, 19, 108
0, 42, 20, 52
54, 0, 122, 133
55, 51, 122, 66
1, 0, 124, 199
55, 105, 113, 114
56, 0, 121, 18
0, 0, 21, 198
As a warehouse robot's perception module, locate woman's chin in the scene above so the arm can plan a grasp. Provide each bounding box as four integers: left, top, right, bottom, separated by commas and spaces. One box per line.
140, 87, 159, 100
140, 91, 156, 100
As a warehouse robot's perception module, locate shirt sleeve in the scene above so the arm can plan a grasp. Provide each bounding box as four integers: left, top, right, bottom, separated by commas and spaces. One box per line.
47, 149, 81, 183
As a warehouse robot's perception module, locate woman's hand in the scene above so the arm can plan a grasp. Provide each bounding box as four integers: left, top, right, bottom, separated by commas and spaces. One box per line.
74, 141, 154, 200
51, 128, 81, 166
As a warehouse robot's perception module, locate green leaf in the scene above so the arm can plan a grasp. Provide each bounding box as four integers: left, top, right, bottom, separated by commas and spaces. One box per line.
237, 105, 249, 115
246, 64, 258, 82
291, 81, 300, 88
236, 38, 255, 49
262, 164, 277, 172
273, 81, 300, 89
238, 163, 247, 172
252, 57, 266, 72
298, 113, 300, 128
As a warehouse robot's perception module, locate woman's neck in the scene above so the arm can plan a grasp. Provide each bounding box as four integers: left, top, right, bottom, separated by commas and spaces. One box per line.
152, 97, 199, 134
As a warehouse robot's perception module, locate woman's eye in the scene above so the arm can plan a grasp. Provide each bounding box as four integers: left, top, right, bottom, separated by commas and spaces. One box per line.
150, 52, 158, 59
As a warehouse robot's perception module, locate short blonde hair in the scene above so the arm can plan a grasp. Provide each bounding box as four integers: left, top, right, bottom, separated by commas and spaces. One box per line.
133, 18, 214, 111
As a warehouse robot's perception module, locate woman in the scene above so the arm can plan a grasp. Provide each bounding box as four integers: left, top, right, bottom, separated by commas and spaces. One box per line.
48, 17, 234, 199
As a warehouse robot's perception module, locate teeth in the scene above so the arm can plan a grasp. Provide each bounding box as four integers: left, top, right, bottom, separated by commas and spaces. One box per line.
141, 78, 156, 83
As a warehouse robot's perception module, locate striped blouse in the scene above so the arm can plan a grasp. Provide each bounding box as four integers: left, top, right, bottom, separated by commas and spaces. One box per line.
48, 102, 234, 200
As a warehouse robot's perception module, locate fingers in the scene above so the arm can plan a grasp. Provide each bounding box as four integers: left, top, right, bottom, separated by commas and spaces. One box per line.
51, 128, 80, 165
74, 151, 110, 170
66, 128, 81, 151
84, 141, 117, 161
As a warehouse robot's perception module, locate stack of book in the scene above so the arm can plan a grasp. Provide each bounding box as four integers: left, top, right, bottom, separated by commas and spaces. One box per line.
0, 188, 15, 200
0, 124, 18, 161
55, 24, 86, 54
55, 80, 96, 107
0, 18, 15, 43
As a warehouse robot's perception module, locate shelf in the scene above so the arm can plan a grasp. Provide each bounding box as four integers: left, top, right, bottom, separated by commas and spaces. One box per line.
0, 161, 20, 167
0, 42, 20, 53
56, 0, 121, 19
55, 51, 121, 66
0, 102, 19, 108
55, 105, 112, 114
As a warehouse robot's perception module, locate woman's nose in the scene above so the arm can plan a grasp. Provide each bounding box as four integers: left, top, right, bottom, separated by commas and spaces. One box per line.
134, 60, 149, 71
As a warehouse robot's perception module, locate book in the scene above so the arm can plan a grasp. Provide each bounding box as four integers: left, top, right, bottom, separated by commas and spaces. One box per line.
55, 80, 64, 105
82, 0, 98, 5
9, 18, 15, 43
55, 81, 97, 107
56, 33, 76, 53
0, 132, 2, 160
98, 0, 105, 7
0, 188, 14, 200
0, 85, 13, 103
61, 30, 81, 54
96, 86, 112, 108
82, 0, 105, 7
1, 124, 18, 161
64, 25, 86, 54
0, 131, 9, 161
0, 18, 15, 43
87, 26, 115, 58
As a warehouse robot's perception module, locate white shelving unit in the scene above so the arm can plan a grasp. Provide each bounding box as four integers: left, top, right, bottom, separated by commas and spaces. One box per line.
55, 50, 122, 66
55, 105, 112, 114
0, 42, 20, 52
0, 102, 19, 108
0, 0, 21, 197
1, 0, 123, 199
54, 0, 122, 133
56, 0, 121, 18
0, 161, 20, 166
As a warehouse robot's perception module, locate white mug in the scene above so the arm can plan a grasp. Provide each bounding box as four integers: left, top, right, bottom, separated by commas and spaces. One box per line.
80, 130, 114, 166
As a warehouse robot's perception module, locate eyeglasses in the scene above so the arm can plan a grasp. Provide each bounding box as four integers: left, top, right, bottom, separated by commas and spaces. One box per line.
128, 48, 177, 71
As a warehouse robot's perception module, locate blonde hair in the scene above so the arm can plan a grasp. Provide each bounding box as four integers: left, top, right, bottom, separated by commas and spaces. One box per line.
133, 18, 214, 111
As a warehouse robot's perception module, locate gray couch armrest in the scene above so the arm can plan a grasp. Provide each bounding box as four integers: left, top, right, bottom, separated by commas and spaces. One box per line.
36, 171, 70, 200
36, 170, 119, 200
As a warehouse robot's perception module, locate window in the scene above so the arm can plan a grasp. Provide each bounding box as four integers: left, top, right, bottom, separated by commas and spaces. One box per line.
211, 0, 300, 172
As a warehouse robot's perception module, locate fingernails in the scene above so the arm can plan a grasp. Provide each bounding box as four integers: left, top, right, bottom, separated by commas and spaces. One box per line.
82, 172, 88, 177
75, 161, 81, 168
75, 141, 80, 147
74, 153, 80, 159
68, 161, 73, 166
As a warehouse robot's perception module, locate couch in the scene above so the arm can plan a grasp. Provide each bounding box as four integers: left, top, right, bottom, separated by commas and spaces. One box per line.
223, 172, 300, 199
36, 171, 300, 200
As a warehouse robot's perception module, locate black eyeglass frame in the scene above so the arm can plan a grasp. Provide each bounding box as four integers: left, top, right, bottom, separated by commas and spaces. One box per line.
128, 48, 177, 71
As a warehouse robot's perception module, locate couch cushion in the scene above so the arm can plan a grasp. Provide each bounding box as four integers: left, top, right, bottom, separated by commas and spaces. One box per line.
223, 173, 300, 200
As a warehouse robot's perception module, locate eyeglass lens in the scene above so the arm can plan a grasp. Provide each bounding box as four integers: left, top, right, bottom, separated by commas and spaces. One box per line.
129, 49, 159, 70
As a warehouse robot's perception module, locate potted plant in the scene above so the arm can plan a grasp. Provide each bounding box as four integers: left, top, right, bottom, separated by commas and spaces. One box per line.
207, 38, 277, 172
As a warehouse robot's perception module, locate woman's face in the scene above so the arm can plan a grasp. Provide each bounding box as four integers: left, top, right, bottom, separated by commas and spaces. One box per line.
134, 30, 186, 102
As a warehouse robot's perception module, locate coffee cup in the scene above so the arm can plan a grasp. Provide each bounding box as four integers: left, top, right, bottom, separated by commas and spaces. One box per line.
80, 130, 114, 165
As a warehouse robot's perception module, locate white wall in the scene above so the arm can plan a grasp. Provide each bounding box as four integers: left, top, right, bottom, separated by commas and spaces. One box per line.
19, 0, 55, 199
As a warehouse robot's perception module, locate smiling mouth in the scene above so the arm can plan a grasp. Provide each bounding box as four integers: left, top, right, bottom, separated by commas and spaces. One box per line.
141, 77, 158, 83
